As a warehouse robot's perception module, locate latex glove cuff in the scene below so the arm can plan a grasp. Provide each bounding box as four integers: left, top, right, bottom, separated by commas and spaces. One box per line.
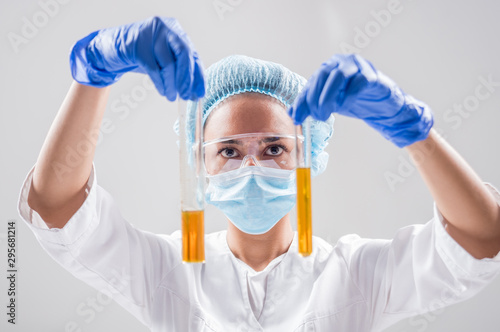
368, 90, 434, 148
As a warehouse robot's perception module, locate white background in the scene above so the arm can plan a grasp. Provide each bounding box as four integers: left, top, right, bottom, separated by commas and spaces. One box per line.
1, 0, 500, 331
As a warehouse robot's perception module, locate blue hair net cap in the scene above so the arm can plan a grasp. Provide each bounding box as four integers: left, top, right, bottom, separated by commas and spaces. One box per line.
175, 54, 335, 177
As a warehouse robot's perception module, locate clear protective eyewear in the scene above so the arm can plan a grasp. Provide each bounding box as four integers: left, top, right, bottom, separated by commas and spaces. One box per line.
203, 132, 304, 175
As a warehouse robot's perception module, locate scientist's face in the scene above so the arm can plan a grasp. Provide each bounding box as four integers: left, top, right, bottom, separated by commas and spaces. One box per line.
204, 93, 297, 174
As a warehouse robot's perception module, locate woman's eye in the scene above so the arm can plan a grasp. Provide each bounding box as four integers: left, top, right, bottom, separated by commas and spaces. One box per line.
265, 146, 284, 156
221, 148, 239, 158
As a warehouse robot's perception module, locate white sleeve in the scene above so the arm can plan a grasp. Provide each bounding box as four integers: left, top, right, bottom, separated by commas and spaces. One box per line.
16, 163, 183, 328
337, 183, 500, 332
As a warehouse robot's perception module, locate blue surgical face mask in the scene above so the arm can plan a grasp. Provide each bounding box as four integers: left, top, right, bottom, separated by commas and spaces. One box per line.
205, 166, 296, 235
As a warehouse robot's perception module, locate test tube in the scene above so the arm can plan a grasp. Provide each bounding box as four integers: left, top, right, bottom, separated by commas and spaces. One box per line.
178, 98, 205, 263
295, 117, 312, 256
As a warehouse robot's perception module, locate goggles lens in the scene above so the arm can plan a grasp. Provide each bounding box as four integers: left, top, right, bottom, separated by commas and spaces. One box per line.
203, 133, 304, 175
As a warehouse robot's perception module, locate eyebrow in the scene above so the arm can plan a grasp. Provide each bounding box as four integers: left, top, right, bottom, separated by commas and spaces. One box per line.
221, 137, 282, 145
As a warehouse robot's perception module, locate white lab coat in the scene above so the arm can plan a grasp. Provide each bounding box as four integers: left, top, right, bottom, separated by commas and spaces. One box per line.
17, 163, 500, 332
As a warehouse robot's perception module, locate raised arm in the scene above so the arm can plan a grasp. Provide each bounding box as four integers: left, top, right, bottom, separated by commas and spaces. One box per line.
289, 53, 500, 259
27, 16, 205, 229
28, 83, 110, 228
19, 17, 206, 327
288, 54, 500, 331
407, 129, 500, 258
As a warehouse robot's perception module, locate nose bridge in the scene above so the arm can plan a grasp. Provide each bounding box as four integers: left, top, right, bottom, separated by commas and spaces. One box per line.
240, 155, 261, 168
240, 137, 261, 168
245, 138, 260, 156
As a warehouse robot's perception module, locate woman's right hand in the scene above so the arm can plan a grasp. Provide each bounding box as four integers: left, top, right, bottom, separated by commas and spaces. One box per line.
70, 16, 205, 101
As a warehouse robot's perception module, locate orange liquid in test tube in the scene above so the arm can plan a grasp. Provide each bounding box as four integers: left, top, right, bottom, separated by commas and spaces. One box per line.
182, 210, 205, 263
296, 167, 312, 256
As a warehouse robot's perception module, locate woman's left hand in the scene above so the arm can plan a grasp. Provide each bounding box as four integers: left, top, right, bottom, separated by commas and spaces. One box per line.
288, 54, 433, 148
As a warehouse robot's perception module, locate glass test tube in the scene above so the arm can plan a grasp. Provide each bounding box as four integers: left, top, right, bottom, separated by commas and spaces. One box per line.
178, 98, 205, 263
295, 117, 312, 256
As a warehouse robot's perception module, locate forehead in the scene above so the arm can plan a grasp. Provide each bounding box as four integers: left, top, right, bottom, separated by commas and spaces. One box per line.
203, 93, 295, 141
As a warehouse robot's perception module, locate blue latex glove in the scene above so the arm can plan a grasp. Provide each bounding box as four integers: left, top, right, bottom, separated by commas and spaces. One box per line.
70, 16, 205, 101
289, 54, 433, 148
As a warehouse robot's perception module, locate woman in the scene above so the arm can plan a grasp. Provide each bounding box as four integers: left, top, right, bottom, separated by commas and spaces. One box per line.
18, 16, 500, 331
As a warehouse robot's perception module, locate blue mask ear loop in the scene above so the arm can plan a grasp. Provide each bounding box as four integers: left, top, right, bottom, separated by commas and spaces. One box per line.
295, 117, 312, 257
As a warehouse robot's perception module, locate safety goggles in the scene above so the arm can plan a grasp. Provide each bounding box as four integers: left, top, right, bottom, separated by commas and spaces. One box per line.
203, 132, 304, 175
